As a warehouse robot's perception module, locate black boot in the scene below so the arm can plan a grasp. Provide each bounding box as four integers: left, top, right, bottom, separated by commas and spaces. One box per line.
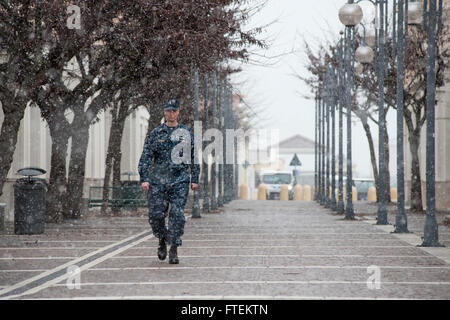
157, 237, 167, 261
169, 246, 179, 264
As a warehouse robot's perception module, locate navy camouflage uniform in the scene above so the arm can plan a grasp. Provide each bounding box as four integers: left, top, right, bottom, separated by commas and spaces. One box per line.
138, 120, 199, 247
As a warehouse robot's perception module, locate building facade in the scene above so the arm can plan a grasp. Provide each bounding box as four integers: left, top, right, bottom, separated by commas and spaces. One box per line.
0, 104, 149, 221
404, 0, 450, 211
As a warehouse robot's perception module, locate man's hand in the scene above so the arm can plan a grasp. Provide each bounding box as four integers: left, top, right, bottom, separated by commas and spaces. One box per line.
141, 182, 150, 191
190, 183, 199, 191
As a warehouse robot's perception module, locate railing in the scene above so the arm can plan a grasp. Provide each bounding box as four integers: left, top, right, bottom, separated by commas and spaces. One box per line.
88, 186, 147, 208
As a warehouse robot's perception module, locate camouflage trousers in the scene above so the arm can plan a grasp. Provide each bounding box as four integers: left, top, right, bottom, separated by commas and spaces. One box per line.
147, 182, 190, 247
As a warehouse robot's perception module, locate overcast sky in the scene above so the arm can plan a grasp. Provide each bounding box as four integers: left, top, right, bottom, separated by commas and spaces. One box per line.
232, 0, 396, 178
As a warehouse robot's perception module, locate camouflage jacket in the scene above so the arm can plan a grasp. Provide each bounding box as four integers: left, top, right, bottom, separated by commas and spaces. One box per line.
138, 123, 200, 185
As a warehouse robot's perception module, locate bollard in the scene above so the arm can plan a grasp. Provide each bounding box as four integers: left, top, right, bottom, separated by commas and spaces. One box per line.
390, 187, 398, 202
352, 186, 357, 202
293, 185, 303, 200
367, 186, 377, 202
257, 184, 266, 200
280, 184, 289, 201
303, 185, 312, 201
0, 203, 5, 233
238, 185, 248, 200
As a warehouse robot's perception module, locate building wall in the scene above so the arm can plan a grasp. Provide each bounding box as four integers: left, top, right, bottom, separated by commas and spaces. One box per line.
0, 104, 150, 222
404, 1, 450, 211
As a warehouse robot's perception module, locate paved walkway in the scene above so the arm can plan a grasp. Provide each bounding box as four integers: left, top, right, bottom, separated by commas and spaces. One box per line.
0, 200, 449, 299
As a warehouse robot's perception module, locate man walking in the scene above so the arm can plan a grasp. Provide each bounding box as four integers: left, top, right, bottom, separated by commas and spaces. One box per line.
138, 99, 199, 264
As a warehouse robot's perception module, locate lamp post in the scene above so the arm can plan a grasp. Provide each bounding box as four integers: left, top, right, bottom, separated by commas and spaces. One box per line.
192, 68, 201, 218
315, 94, 319, 201
421, 0, 443, 247
339, 0, 362, 219
233, 108, 239, 200
330, 66, 338, 211
317, 93, 323, 204
393, 0, 409, 233
202, 74, 210, 212
321, 89, 326, 205
210, 72, 218, 210
375, 0, 389, 225
337, 34, 345, 215
217, 77, 224, 207
325, 68, 331, 208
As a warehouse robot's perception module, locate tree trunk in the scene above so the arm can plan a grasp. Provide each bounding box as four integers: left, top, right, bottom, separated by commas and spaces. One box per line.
45, 111, 70, 223
147, 106, 163, 134
0, 97, 26, 198
409, 134, 423, 212
361, 119, 379, 201
64, 112, 90, 219
102, 100, 128, 215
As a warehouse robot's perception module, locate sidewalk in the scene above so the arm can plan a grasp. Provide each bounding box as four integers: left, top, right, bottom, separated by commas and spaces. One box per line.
0, 200, 449, 299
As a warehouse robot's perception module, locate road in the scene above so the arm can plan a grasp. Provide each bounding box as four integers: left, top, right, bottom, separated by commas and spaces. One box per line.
0, 200, 449, 299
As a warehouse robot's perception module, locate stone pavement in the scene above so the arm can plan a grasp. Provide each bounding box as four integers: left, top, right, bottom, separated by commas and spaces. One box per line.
0, 200, 449, 300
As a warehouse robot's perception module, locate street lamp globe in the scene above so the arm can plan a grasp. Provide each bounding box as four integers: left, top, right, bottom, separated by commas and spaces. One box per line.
339, 3, 364, 26
365, 29, 376, 47
355, 45, 374, 64
408, 1, 423, 25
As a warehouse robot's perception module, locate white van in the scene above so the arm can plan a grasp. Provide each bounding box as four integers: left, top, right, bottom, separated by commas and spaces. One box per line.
259, 170, 294, 200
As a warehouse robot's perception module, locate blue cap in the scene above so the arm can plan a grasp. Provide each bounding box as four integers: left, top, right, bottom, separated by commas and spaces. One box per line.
163, 99, 180, 111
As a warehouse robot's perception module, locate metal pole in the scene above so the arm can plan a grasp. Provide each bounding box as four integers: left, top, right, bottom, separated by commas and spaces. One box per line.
422, 0, 443, 247
202, 74, 210, 212
377, 0, 388, 225
394, 0, 409, 233
330, 67, 337, 211
317, 95, 322, 203
210, 72, 218, 210
224, 83, 233, 203
192, 68, 201, 218
217, 77, 224, 207
337, 37, 345, 214
223, 83, 229, 204
325, 69, 331, 208
345, 24, 354, 219
321, 93, 326, 205
234, 111, 239, 200
315, 95, 319, 201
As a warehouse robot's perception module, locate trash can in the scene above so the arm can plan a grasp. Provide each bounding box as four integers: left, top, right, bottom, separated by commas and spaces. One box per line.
0, 203, 5, 233
14, 167, 47, 235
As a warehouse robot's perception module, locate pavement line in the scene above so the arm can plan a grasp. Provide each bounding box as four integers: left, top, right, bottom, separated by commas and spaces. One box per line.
18, 296, 424, 300
133, 245, 414, 248
1, 254, 434, 261
0, 257, 78, 260
0, 270, 47, 272
150, 238, 405, 242
0, 230, 153, 299
111, 254, 436, 259
0, 247, 111, 250
183, 233, 391, 236
87, 265, 450, 271
16, 240, 118, 243
48, 280, 450, 287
